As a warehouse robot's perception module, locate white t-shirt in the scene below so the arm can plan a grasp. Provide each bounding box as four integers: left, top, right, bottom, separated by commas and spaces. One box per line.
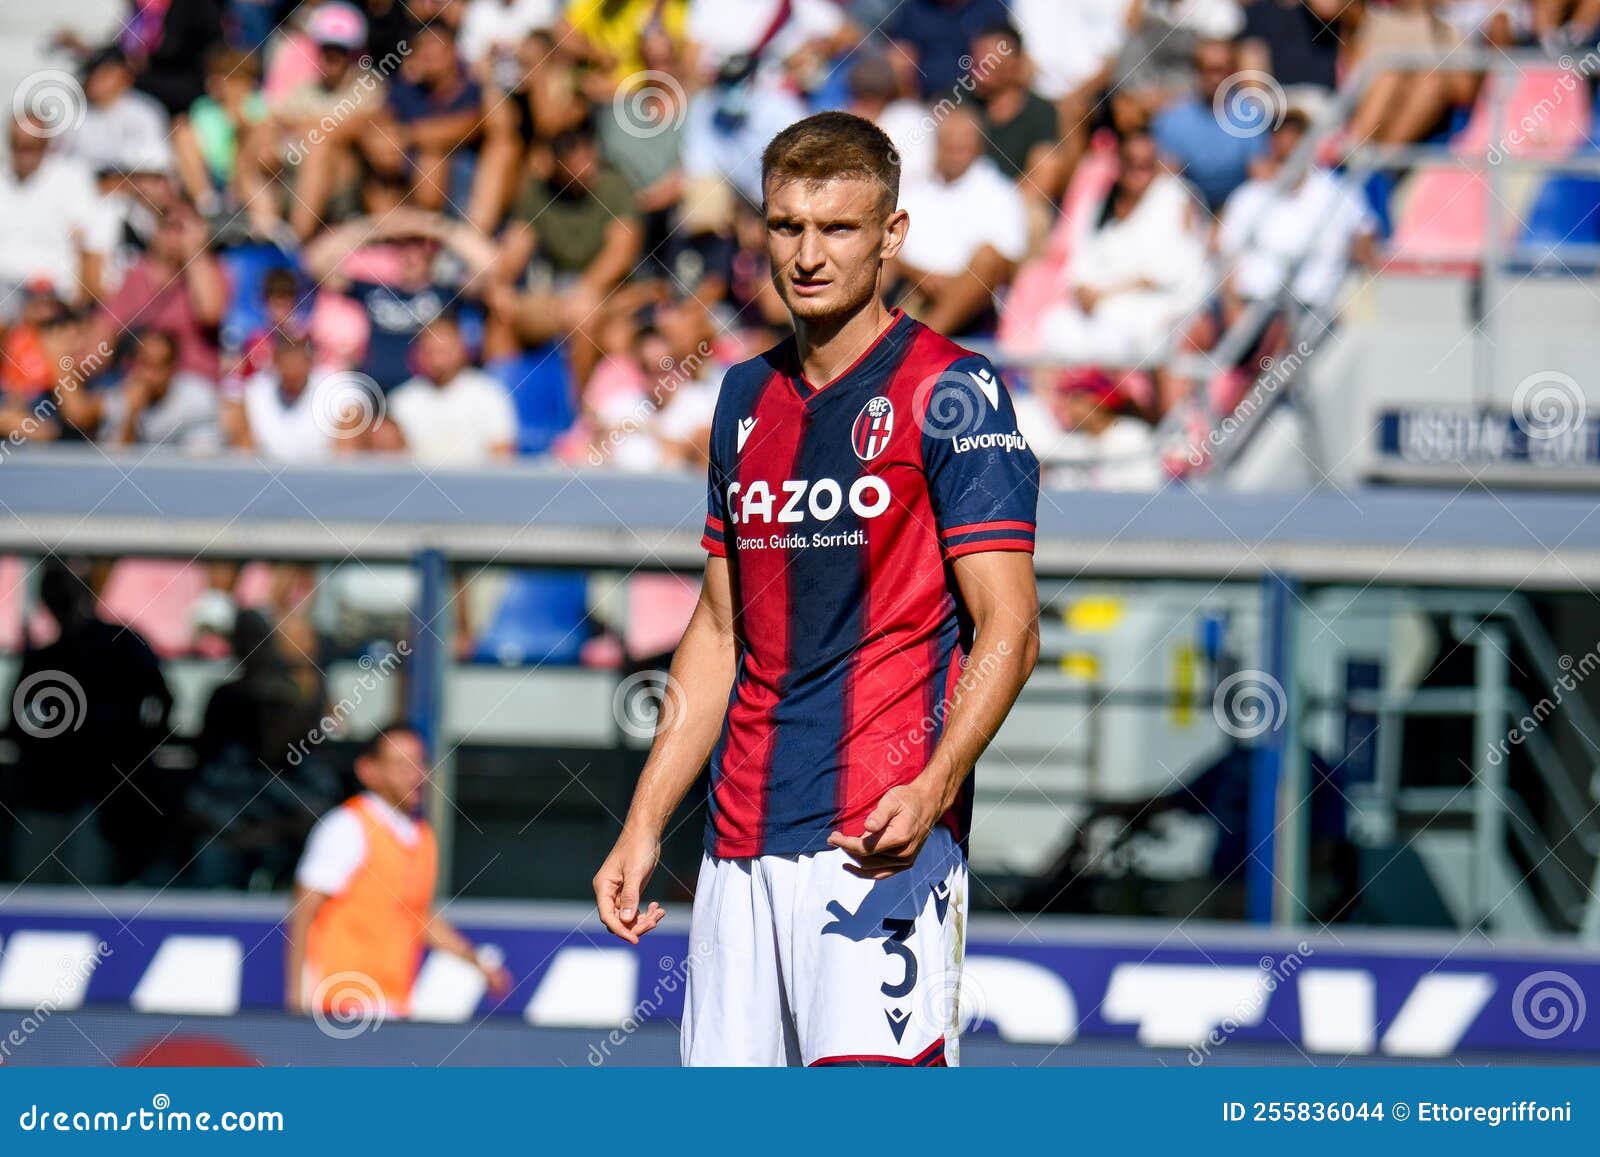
1217, 169, 1375, 311
295, 793, 422, 896
0, 153, 117, 293
387, 368, 518, 466
688, 0, 845, 72
876, 100, 935, 187
898, 156, 1028, 276
65, 91, 172, 176
241, 368, 338, 464
458, 0, 560, 64
1011, 0, 1132, 100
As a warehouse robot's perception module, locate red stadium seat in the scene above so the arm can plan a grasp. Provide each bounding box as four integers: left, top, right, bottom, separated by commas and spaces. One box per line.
625, 574, 700, 662
1388, 169, 1489, 273
99, 560, 210, 658
1452, 67, 1591, 161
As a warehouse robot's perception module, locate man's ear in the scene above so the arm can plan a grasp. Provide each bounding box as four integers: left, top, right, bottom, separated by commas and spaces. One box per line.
880, 207, 910, 261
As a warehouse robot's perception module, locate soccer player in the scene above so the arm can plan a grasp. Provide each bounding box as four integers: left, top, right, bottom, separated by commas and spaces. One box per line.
593, 111, 1040, 1067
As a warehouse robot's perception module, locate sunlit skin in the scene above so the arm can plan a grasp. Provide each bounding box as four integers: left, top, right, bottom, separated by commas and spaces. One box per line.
763, 175, 908, 385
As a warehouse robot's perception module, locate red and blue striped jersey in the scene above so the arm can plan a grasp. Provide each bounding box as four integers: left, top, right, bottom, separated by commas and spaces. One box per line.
699, 311, 1040, 858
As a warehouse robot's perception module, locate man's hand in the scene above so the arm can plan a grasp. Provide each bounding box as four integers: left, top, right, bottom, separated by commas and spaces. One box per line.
593, 825, 667, 943
479, 961, 513, 999
827, 779, 944, 880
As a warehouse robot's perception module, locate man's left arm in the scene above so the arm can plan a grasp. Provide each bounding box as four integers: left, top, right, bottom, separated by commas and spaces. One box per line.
425, 912, 512, 997
828, 552, 1038, 878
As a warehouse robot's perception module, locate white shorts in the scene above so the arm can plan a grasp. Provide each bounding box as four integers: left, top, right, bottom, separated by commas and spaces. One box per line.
681, 827, 968, 1067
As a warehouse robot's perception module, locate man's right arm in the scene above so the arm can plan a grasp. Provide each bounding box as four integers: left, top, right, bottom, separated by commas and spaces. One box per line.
283, 885, 329, 1013
593, 556, 738, 943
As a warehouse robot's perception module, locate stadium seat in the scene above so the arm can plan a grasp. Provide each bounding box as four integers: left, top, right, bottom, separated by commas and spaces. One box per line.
625, 574, 700, 662
1452, 67, 1591, 160
1517, 174, 1600, 268
488, 347, 577, 457
218, 244, 300, 351
1388, 169, 1489, 273
99, 559, 210, 658
471, 569, 589, 666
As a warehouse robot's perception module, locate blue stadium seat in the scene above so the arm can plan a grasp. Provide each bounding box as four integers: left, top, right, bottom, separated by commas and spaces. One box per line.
1517, 175, 1600, 270
218, 243, 301, 350
471, 569, 589, 666
488, 347, 577, 457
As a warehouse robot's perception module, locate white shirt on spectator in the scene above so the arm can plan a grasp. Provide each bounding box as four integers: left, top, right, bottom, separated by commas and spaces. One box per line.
0, 152, 116, 297
388, 368, 517, 466
66, 91, 172, 176
241, 368, 339, 464
295, 792, 421, 896
1015, 393, 1165, 490
875, 100, 935, 186
1011, 0, 1132, 101
1217, 169, 1375, 313
458, 0, 560, 64
688, 0, 846, 73
98, 372, 221, 452
898, 156, 1028, 276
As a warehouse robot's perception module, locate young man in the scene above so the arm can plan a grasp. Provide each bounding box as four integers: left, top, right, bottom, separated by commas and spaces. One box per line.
593, 111, 1041, 1067
286, 727, 510, 1018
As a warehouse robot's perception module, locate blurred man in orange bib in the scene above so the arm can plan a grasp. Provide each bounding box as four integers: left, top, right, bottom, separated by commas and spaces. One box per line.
285, 726, 509, 1018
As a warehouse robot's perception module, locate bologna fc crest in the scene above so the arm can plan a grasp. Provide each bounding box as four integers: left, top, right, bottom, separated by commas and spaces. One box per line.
852, 396, 895, 462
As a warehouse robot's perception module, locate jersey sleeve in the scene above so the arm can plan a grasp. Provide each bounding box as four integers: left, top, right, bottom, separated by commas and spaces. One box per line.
700, 411, 729, 558
921, 355, 1040, 560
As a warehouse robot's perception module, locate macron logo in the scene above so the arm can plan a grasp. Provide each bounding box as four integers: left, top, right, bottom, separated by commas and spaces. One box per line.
737, 416, 758, 452
970, 367, 1000, 410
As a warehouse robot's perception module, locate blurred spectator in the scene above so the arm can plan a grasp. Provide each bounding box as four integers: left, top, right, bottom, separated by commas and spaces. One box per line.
1344, 0, 1487, 152
562, 0, 688, 86
387, 316, 517, 465
94, 201, 227, 381
687, 0, 859, 92
459, 0, 561, 75
3, 560, 174, 885
304, 207, 497, 392
1237, 0, 1345, 122
886, 0, 1011, 100
248, 1, 386, 240
1151, 39, 1268, 212
682, 64, 808, 208
970, 22, 1069, 237
187, 607, 334, 889
285, 726, 511, 1017
598, 29, 688, 264
369, 20, 521, 232
66, 46, 175, 179
1213, 110, 1377, 323
126, 0, 227, 115
0, 115, 115, 313
172, 46, 268, 220
1015, 371, 1165, 490
1031, 132, 1206, 369
894, 108, 1027, 337
844, 54, 933, 186
92, 329, 222, 450
491, 122, 642, 380
222, 330, 340, 462
1115, 0, 1246, 128
226, 267, 310, 387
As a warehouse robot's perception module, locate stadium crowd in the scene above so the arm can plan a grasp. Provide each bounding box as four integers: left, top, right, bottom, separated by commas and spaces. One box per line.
6, 0, 1553, 491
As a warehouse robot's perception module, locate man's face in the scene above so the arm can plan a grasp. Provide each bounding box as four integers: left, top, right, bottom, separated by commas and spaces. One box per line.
969, 33, 1017, 97
129, 341, 176, 392
764, 175, 905, 324
275, 342, 313, 393
934, 113, 982, 183
357, 731, 429, 812
1194, 42, 1235, 102
7, 124, 46, 180
315, 43, 353, 86
415, 325, 466, 384
1118, 137, 1159, 200
554, 138, 599, 189
403, 30, 457, 86
85, 61, 132, 105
